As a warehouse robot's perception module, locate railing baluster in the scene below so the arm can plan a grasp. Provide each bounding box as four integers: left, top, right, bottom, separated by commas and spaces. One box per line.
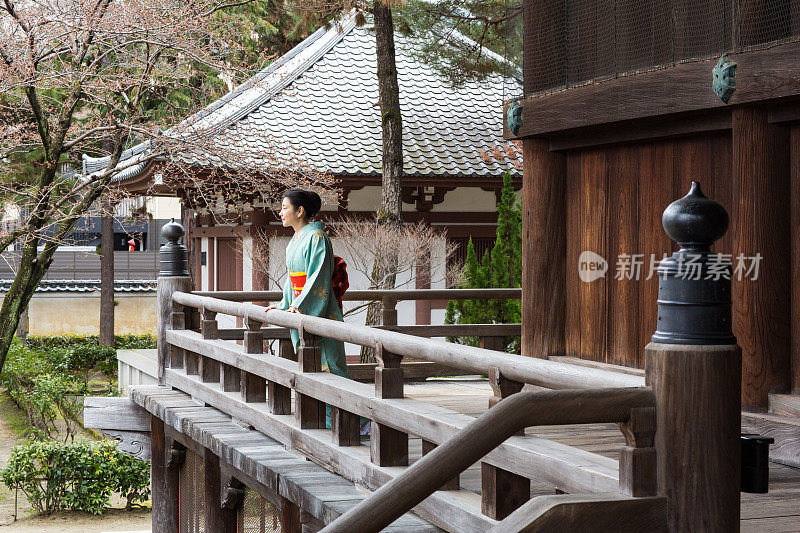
241, 317, 266, 403
618, 406, 657, 497
482, 366, 529, 519
268, 339, 293, 415
169, 302, 185, 369
295, 327, 326, 429
185, 349, 199, 375
371, 343, 408, 466
422, 440, 459, 490
199, 308, 219, 383
332, 407, 360, 446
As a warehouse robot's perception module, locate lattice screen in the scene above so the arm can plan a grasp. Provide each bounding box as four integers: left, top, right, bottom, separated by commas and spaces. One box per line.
506, 0, 800, 98
238, 488, 281, 533
178, 451, 281, 533
179, 449, 204, 533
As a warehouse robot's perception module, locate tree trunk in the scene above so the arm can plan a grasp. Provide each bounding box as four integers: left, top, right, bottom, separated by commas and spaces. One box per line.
374, 0, 403, 225
362, 1, 404, 363
0, 240, 53, 372
100, 195, 115, 347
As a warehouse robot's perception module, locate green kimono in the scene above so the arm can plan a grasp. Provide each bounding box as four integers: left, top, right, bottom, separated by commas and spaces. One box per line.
279, 221, 350, 379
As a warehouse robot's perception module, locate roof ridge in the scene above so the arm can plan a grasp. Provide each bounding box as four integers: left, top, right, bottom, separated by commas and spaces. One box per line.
185, 11, 359, 135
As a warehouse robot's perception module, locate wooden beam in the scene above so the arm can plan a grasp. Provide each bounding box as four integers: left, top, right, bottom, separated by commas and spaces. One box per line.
506, 39, 800, 139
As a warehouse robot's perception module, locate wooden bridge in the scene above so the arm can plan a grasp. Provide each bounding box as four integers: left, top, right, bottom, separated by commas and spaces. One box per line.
82, 207, 800, 532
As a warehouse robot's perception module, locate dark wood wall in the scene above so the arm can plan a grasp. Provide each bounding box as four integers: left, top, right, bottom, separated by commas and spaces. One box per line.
563, 133, 734, 369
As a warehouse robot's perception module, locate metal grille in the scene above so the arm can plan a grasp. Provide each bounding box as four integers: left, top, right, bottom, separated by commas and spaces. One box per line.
509, 0, 800, 97
179, 449, 205, 533
238, 488, 280, 533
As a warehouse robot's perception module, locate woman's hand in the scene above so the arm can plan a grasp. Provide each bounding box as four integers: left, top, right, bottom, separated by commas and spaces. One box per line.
287, 306, 302, 314
263, 304, 277, 311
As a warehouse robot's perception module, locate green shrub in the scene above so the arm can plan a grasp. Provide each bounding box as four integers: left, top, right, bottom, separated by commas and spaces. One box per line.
0, 439, 150, 515
2, 341, 90, 441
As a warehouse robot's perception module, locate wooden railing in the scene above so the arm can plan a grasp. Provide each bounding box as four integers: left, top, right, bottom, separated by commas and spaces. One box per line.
158, 290, 662, 531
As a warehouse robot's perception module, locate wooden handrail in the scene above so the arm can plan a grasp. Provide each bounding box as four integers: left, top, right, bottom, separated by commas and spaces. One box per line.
172, 292, 644, 390
192, 287, 522, 302
216, 323, 522, 341
322, 387, 656, 533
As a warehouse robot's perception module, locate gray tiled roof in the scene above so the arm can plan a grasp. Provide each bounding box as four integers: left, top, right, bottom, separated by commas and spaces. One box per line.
0, 280, 157, 293
84, 11, 521, 182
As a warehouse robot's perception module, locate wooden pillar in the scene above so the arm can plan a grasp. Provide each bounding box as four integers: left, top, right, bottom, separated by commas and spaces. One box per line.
204, 450, 237, 533
521, 138, 566, 358
646, 343, 741, 532
732, 107, 791, 406
791, 124, 800, 394
151, 416, 178, 533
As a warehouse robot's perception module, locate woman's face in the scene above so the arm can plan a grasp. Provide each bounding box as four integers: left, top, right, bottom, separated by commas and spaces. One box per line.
280, 197, 305, 228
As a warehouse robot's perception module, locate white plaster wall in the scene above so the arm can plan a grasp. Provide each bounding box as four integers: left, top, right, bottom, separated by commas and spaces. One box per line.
146, 197, 182, 219
242, 235, 253, 291
432, 187, 496, 212
347, 187, 382, 211
200, 237, 209, 291
17, 293, 156, 336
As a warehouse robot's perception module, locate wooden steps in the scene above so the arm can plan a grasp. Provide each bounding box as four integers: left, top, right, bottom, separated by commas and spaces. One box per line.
769, 393, 800, 419
130, 385, 441, 532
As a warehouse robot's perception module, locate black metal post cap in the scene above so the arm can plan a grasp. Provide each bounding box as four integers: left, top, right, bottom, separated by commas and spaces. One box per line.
662, 181, 729, 253
652, 182, 736, 345
159, 218, 190, 277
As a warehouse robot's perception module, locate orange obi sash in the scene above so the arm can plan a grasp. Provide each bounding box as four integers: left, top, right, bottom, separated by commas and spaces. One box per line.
290, 271, 307, 298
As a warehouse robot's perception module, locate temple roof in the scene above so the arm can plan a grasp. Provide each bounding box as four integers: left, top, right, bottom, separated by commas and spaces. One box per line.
83, 11, 521, 183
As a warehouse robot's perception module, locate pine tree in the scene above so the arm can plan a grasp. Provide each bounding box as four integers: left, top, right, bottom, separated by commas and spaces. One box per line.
444, 171, 521, 353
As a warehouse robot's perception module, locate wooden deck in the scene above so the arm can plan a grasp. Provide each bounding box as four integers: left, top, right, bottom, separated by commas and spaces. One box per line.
405, 378, 800, 533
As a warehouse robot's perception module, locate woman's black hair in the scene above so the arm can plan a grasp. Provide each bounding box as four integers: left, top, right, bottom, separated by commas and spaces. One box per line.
283, 189, 322, 219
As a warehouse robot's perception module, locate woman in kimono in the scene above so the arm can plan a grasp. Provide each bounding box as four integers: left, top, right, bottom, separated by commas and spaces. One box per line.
265, 189, 350, 384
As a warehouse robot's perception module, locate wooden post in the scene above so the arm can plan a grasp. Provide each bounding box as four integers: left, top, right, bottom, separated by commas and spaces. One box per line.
618, 406, 657, 497
422, 440, 459, 490
157, 220, 192, 385
268, 338, 293, 414
381, 297, 398, 329
791, 124, 800, 394
281, 496, 301, 533
371, 343, 408, 467
646, 344, 741, 531
295, 328, 326, 429
482, 366, 528, 519
732, 107, 791, 407
646, 183, 741, 531
521, 138, 566, 359
204, 450, 237, 533
332, 407, 360, 446
200, 308, 220, 383
151, 416, 178, 533
169, 304, 185, 369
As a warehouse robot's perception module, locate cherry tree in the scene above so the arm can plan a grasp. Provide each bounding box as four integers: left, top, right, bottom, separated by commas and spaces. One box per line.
0, 0, 333, 370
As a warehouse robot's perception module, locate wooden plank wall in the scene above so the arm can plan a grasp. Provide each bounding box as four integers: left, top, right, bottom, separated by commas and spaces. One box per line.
564, 132, 734, 369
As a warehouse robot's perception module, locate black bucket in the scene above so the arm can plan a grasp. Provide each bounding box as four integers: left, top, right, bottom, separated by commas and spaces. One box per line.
741, 434, 774, 493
